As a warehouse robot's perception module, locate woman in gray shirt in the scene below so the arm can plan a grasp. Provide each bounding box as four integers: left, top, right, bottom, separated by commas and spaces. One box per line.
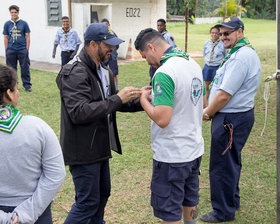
0, 64, 66, 224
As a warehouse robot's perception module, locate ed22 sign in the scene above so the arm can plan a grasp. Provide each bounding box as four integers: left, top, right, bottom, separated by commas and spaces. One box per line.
126, 8, 140, 17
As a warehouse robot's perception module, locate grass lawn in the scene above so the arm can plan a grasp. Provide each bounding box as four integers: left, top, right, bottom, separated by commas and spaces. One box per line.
15, 18, 276, 223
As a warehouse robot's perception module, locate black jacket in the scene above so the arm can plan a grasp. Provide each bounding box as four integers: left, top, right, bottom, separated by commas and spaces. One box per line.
56, 47, 142, 165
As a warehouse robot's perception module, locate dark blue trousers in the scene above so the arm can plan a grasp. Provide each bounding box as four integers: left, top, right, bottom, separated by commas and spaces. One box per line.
6, 48, 31, 89
0, 203, 52, 223
61, 51, 74, 66
209, 109, 254, 221
64, 160, 110, 224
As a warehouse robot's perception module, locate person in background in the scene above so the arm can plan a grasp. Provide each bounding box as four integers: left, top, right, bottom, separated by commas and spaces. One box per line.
3, 5, 32, 92
149, 18, 177, 80
101, 18, 120, 91
135, 28, 204, 224
0, 64, 66, 224
202, 25, 226, 99
200, 17, 261, 223
52, 16, 82, 66
57, 23, 143, 224
157, 18, 176, 48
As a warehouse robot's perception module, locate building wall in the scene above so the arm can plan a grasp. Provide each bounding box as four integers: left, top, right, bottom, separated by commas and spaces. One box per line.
72, 0, 166, 58
0, 0, 166, 63
0, 0, 69, 64
194, 17, 223, 24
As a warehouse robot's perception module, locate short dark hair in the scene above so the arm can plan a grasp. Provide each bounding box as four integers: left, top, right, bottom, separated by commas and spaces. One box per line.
9, 5, 19, 12
210, 25, 220, 33
134, 28, 164, 51
157, 18, 166, 24
61, 16, 69, 20
101, 18, 109, 24
84, 40, 91, 47
0, 65, 18, 104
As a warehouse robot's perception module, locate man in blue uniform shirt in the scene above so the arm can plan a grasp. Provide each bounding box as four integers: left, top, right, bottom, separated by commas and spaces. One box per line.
52, 16, 82, 66
3, 5, 32, 92
157, 18, 176, 47
101, 18, 120, 91
200, 17, 261, 223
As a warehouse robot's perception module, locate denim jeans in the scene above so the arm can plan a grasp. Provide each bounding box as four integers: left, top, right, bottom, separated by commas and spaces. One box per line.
64, 160, 110, 224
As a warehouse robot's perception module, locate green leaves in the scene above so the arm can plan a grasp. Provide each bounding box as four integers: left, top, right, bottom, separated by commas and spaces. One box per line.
213, 0, 247, 17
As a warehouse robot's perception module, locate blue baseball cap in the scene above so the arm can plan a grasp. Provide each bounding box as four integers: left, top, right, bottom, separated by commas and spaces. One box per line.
84, 23, 124, 46
218, 17, 244, 30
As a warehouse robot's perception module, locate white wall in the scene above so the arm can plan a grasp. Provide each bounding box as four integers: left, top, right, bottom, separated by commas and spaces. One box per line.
0, 0, 70, 64
72, 0, 166, 59
194, 17, 223, 24
111, 0, 151, 58
71, 0, 166, 59
0, 0, 166, 63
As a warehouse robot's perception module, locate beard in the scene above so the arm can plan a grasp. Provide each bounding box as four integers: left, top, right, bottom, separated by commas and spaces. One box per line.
98, 43, 112, 62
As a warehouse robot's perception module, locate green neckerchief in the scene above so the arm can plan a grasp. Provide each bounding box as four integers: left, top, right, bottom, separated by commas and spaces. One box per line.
209, 39, 220, 63
209, 37, 254, 90
160, 47, 189, 65
159, 47, 206, 96
0, 104, 22, 134
219, 37, 254, 68
10, 18, 21, 43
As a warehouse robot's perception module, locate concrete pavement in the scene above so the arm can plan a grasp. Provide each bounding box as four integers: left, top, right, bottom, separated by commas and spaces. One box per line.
0, 56, 146, 73
0, 51, 202, 73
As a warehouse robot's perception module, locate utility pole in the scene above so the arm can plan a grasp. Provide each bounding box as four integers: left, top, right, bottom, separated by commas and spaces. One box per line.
195, 0, 197, 18
185, 6, 189, 52
277, 0, 280, 222
225, 0, 227, 17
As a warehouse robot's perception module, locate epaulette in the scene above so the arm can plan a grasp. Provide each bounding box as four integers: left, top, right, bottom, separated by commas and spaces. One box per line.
56, 59, 80, 89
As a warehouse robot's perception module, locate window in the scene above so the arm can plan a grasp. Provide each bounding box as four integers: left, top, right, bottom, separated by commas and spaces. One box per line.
47, 0, 62, 26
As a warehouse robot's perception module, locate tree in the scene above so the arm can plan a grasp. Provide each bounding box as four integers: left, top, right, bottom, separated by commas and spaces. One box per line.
167, 0, 195, 17
242, 0, 276, 19
213, 0, 247, 17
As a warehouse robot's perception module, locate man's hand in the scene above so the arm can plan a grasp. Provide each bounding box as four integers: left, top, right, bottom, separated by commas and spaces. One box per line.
117, 86, 142, 104
12, 215, 18, 224
140, 86, 152, 102
202, 108, 212, 122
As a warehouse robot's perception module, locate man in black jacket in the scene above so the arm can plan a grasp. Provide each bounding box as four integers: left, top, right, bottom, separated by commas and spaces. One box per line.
56, 23, 142, 224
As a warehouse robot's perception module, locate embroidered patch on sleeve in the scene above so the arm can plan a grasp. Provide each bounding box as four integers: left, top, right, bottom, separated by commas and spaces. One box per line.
191, 78, 202, 106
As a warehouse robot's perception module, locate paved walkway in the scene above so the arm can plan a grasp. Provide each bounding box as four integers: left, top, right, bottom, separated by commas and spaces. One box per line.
0, 56, 146, 73
0, 51, 202, 73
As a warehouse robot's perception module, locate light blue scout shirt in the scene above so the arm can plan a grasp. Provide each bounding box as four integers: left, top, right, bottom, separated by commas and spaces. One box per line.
54, 28, 81, 51
3, 19, 30, 50
162, 30, 176, 47
203, 39, 226, 66
97, 67, 109, 98
209, 46, 261, 113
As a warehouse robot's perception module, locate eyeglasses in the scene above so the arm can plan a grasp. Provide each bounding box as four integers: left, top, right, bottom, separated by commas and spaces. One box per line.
218, 29, 237, 37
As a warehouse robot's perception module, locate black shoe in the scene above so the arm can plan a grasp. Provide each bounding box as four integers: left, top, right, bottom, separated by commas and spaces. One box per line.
200, 212, 223, 223
25, 87, 32, 92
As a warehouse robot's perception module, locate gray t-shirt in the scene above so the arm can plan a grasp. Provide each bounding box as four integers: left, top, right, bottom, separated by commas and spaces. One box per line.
0, 115, 66, 224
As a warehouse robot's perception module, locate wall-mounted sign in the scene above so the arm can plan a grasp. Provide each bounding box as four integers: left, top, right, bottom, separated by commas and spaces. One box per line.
126, 8, 140, 17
